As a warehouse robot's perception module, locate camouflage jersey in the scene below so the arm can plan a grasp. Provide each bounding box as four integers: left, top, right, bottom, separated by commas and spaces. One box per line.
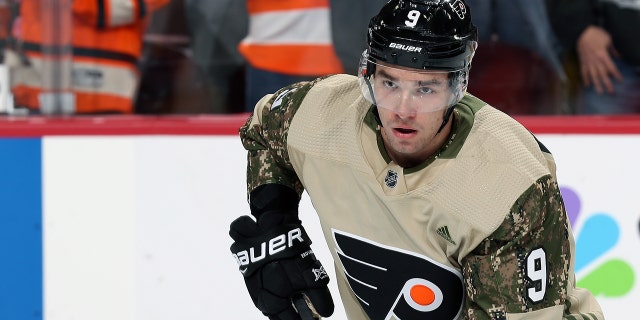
239, 74, 604, 320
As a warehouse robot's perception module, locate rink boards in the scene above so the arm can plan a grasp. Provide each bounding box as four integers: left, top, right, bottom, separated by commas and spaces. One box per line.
0, 115, 638, 319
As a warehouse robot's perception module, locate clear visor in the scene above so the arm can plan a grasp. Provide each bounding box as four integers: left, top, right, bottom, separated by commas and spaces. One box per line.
358, 52, 465, 114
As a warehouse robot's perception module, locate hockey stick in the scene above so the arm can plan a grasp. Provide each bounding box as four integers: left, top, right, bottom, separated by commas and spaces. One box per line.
293, 294, 320, 320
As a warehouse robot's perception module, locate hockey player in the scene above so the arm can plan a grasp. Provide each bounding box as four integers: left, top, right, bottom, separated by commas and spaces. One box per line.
230, 0, 605, 319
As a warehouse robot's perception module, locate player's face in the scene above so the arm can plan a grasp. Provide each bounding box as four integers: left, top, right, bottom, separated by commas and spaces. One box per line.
369, 63, 454, 114
375, 65, 452, 167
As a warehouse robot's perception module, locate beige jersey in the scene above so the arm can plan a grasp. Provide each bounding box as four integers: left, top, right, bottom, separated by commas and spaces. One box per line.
240, 74, 604, 320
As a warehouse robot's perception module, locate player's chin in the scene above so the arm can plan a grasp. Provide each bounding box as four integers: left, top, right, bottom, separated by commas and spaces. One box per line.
390, 141, 420, 155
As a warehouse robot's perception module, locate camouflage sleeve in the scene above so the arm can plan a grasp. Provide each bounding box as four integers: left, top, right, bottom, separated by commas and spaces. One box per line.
461, 175, 571, 319
238, 79, 322, 197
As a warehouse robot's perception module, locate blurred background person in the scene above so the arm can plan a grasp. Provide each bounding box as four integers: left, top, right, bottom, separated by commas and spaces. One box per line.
0, 0, 9, 42
547, 0, 640, 114
135, 0, 248, 114
7, 0, 168, 114
183, 0, 247, 113
465, 0, 568, 115
329, 0, 387, 75
0, 0, 12, 112
134, 0, 194, 114
239, 0, 343, 112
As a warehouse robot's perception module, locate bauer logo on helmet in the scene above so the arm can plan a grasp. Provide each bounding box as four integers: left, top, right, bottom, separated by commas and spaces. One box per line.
389, 43, 423, 53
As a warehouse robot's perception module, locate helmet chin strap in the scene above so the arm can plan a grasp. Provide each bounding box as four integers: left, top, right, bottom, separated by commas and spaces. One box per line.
436, 106, 455, 135
436, 81, 463, 135
365, 76, 383, 126
364, 76, 378, 107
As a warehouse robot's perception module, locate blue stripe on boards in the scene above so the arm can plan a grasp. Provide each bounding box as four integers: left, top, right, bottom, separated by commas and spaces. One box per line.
0, 138, 43, 319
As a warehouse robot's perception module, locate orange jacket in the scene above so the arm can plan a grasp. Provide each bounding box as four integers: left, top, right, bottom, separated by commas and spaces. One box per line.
11, 0, 168, 113
239, 0, 344, 76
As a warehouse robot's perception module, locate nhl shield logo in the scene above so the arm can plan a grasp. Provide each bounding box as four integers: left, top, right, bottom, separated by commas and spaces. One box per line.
384, 169, 399, 188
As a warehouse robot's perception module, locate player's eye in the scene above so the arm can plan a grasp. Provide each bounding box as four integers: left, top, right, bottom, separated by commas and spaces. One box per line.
416, 87, 434, 95
382, 80, 398, 89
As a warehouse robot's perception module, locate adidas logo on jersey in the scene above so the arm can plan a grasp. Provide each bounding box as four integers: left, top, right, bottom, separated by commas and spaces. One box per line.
436, 226, 456, 245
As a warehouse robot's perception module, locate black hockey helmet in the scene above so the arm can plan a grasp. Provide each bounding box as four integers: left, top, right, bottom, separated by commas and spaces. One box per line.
358, 0, 478, 114
366, 0, 478, 72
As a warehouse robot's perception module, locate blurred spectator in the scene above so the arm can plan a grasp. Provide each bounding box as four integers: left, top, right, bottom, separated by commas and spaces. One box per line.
136, 0, 248, 114
547, 0, 640, 114
7, 0, 168, 114
465, 0, 568, 115
329, 0, 387, 75
0, 0, 11, 113
184, 0, 247, 113
0, 0, 11, 68
0, 1, 9, 40
240, 0, 343, 112
135, 0, 192, 114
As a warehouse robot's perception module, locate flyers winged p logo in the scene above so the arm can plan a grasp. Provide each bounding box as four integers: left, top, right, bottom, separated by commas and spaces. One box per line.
333, 230, 464, 320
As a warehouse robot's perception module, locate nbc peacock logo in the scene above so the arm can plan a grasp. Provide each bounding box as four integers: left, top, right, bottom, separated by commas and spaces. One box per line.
560, 186, 635, 297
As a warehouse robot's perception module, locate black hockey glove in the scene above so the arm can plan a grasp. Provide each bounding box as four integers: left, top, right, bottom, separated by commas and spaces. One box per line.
230, 213, 334, 320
